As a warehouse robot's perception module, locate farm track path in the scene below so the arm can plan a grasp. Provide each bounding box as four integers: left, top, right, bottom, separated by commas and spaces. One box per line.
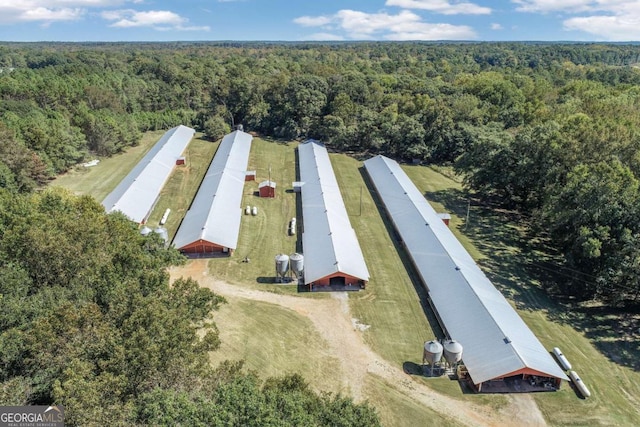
171, 260, 546, 427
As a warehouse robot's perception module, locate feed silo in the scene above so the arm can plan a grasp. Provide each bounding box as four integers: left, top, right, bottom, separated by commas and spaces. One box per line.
290, 252, 304, 281
423, 340, 443, 365
153, 227, 169, 245
275, 254, 290, 283
423, 340, 443, 376
443, 340, 463, 367
140, 226, 152, 236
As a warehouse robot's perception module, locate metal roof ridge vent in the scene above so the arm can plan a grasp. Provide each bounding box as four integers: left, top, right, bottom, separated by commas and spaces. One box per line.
504, 337, 512, 344
455, 266, 461, 271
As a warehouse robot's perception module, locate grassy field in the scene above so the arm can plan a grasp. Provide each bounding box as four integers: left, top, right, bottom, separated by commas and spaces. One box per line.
51, 131, 640, 426
408, 166, 640, 425
201, 138, 302, 290
50, 130, 166, 200
208, 297, 345, 394
145, 137, 219, 240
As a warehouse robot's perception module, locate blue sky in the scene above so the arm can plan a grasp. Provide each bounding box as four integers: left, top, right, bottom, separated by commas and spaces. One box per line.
0, 1, 639, 42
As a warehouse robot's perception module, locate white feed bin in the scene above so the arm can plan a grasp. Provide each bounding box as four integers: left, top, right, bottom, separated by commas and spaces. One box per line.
153, 227, 169, 244
275, 254, 290, 278
423, 340, 444, 366
443, 340, 463, 365
290, 253, 304, 277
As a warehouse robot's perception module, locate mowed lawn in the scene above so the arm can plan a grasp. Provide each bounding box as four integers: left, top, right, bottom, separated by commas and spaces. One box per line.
208, 297, 345, 395
402, 166, 640, 425
146, 136, 219, 240
51, 131, 640, 426
202, 138, 302, 291
50, 130, 166, 200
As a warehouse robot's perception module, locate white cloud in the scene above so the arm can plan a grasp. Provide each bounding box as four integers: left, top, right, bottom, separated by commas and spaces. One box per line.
21, 7, 85, 22
104, 10, 183, 27
102, 9, 210, 31
512, 0, 594, 13
0, 1, 129, 24
293, 15, 333, 27
386, 0, 491, 15
564, 15, 640, 40
491, 23, 503, 30
294, 9, 476, 40
514, 0, 640, 40
513, 0, 640, 14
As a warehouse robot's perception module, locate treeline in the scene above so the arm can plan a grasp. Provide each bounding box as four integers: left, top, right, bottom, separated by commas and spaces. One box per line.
0, 188, 380, 426
2, 42, 640, 305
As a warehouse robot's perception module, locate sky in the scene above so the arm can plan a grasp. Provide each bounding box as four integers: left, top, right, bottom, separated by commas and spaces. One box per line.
0, 0, 639, 42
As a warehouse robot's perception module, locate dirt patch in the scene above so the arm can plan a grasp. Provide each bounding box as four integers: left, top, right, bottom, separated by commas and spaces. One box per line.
170, 261, 547, 427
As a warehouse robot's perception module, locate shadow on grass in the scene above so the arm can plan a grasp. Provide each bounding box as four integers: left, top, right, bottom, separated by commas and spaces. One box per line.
402, 361, 423, 375
403, 361, 447, 378
553, 303, 640, 371
426, 188, 640, 372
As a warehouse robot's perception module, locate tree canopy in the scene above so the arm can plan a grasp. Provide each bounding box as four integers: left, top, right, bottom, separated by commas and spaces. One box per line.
0, 187, 379, 426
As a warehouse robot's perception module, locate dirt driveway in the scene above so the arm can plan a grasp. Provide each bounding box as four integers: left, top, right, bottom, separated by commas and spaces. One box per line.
171, 260, 546, 427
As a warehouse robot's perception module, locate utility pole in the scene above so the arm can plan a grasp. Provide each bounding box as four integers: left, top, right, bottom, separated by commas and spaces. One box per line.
464, 199, 470, 231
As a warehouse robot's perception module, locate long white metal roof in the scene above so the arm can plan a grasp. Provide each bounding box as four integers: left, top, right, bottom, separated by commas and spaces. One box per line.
298, 140, 369, 284
364, 155, 568, 385
102, 125, 195, 224
172, 130, 252, 251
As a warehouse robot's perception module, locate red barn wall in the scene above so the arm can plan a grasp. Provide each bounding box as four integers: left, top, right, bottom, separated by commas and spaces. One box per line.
259, 186, 275, 198
179, 239, 231, 255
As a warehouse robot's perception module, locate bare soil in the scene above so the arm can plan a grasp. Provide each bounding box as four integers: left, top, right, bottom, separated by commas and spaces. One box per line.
171, 260, 547, 427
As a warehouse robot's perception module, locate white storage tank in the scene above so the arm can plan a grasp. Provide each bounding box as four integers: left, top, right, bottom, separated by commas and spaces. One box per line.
252, 206, 258, 216
160, 208, 171, 225
275, 254, 290, 281
443, 340, 463, 366
140, 226, 152, 236
553, 347, 572, 371
423, 340, 444, 366
569, 370, 591, 398
290, 253, 304, 277
245, 205, 251, 215
153, 227, 169, 244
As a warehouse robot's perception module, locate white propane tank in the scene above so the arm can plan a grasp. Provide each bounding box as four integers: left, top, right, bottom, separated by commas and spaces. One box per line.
160, 208, 171, 225
569, 371, 591, 398
251, 206, 258, 216
552, 347, 572, 371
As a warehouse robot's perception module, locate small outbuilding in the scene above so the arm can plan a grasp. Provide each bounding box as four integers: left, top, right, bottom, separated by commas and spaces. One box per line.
245, 170, 256, 181
259, 180, 276, 198
437, 212, 451, 226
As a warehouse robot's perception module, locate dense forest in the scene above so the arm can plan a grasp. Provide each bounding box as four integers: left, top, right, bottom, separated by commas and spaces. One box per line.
1, 42, 640, 420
